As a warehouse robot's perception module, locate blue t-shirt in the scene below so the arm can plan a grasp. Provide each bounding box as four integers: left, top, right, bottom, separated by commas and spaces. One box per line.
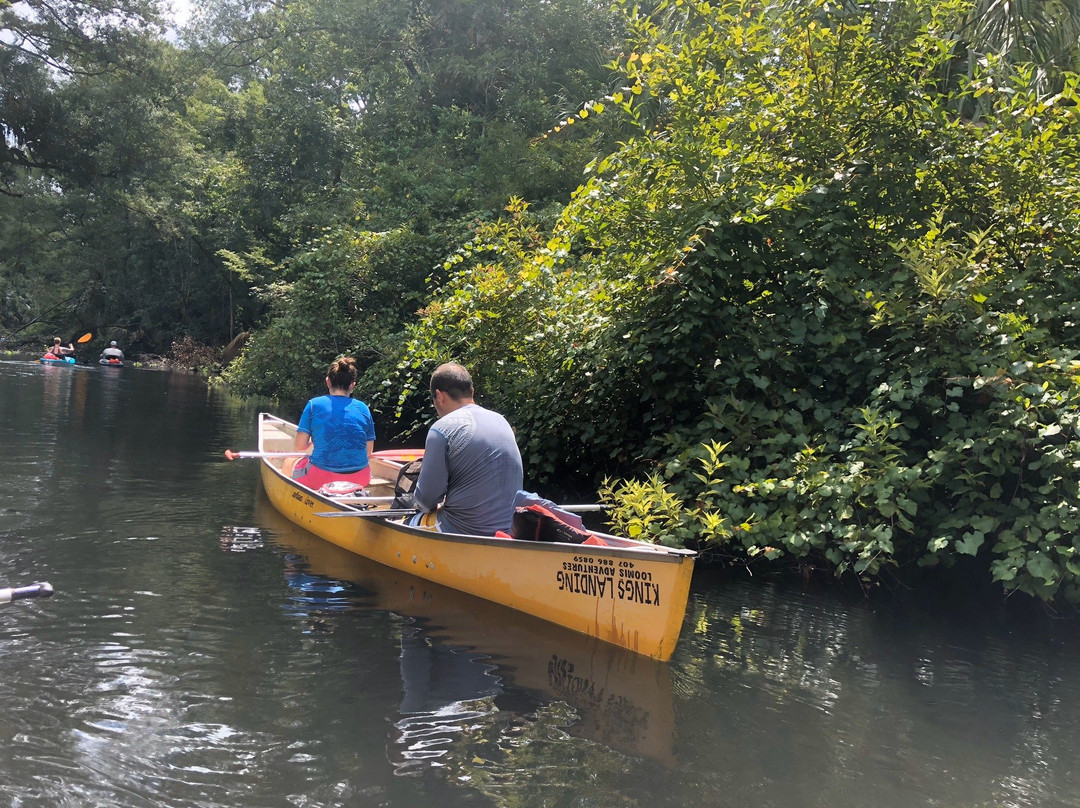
297, 395, 376, 472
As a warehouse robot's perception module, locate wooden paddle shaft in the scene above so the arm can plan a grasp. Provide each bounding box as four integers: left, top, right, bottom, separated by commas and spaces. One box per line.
328, 497, 604, 511
225, 450, 308, 460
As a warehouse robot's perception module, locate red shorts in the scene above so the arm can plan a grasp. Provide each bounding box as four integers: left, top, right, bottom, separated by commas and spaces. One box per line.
291, 457, 371, 490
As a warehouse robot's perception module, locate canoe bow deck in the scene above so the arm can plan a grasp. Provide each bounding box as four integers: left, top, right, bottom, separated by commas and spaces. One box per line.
257, 413, 695, 660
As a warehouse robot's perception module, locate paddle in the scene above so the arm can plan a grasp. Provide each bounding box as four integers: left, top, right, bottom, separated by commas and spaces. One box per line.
225, 448, 420, 462
75, 332, 92, 344
315, 502, 605, 517
224, 450, 308, 461
318, 497, 596, 509
371, 448, 425, 461
315, 509, 419, 519
0, 582, 54, 603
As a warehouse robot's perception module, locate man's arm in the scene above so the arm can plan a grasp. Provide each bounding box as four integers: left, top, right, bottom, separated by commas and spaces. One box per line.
411, 429, 449, 513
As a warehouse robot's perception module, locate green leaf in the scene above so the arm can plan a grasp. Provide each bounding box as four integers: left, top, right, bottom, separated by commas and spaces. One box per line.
955, 531, 984, 556
1026, 553, 1059, 585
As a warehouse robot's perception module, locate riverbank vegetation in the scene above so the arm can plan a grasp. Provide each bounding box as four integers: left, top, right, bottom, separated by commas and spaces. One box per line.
5, 0, 1080, 603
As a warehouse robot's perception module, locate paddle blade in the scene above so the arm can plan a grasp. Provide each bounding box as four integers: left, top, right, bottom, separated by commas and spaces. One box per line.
76, 332, 93, 343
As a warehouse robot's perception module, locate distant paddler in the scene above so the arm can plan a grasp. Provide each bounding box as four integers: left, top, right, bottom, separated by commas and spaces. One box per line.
44, 337, 73, 359
100, 340, 124, 363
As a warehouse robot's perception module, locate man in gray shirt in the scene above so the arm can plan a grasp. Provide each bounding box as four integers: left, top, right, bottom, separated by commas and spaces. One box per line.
100, 340, 124, 361
410, 363, 523, 535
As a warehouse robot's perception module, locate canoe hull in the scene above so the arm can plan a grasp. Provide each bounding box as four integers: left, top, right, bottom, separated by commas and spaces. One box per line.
257, 413, 694, 660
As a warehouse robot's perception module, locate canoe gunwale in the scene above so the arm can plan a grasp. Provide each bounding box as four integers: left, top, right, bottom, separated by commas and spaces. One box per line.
264, 449, 695, 562
258, 412, 694, 560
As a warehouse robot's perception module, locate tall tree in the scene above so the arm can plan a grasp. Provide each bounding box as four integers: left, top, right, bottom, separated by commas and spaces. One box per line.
0, 0, 166, 192
217, 0, 626, 397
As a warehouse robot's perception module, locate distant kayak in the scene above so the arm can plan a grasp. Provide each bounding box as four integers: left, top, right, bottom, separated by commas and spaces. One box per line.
99, 357, 124, 367
40, 356, 75, 366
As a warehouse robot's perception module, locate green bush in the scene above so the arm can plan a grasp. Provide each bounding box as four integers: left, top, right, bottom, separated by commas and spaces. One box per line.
373, 0, 1080, 602
593, 0, 1080, 600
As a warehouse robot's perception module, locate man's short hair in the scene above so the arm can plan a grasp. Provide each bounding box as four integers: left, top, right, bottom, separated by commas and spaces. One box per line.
430, 363, 474, 400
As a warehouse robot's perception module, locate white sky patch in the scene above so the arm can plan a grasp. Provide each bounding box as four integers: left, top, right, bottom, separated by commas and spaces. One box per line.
162, 0, 195, 43
166, 0, 194, 26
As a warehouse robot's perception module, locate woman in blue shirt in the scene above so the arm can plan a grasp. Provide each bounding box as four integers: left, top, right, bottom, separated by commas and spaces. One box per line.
291, 356, 376, 491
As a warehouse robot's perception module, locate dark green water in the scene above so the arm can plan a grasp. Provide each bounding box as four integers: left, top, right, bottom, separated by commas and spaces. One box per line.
1, 358, 1079, 807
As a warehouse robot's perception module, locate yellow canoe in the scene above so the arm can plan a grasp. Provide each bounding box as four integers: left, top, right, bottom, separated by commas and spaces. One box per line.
257, 413, 696, 660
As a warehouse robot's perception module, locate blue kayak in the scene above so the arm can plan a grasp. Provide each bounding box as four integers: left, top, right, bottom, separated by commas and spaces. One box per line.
40, 356, 75, 366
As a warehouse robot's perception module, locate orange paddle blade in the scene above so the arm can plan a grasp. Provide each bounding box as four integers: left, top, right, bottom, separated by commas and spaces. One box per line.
76, 332, 93, 343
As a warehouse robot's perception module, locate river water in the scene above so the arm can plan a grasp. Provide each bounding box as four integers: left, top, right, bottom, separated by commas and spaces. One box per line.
1, 359, 1079, 807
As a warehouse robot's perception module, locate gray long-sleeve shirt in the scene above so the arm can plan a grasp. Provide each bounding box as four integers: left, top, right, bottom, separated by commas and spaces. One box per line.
412, 404, 523, 535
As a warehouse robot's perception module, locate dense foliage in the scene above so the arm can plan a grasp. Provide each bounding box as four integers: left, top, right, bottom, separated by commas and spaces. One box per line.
1, 0, 623, 369
6, 0, 1080, 602
368, 0, 1080, 602
218, 0, 625, 397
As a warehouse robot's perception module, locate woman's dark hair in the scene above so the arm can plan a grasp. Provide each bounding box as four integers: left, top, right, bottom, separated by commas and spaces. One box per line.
430, 362, 474, 400
327, 356, 358, 391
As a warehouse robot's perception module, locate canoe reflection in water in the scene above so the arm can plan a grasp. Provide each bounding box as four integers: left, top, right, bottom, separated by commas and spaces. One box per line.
279, 550, 502, 773
252, 489, 678, 770
393, 627, 501, 775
